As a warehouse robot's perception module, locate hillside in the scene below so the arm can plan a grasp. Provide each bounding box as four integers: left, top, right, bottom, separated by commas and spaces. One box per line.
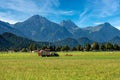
0, 32, 48, 50
54, 38, 79, 47
0, 21, 25, 37
54, 37, 93, 47
109, 36, 120, 45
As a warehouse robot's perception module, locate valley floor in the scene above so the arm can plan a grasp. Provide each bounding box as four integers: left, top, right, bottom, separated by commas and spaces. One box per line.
0, 51, 120, 80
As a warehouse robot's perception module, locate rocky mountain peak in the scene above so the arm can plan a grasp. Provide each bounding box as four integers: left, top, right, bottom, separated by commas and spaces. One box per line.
104, 22, 111, 26
26, 15, 48, 23
60, 19, 77, 28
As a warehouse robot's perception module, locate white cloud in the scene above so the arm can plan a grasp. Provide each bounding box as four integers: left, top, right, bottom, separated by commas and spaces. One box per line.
91, 0, 120, 17
76, 9, 90, 27
94, 22, 104, 25
0, 0, 39, 13
0, 0, 74, 23
0, 12, 18, 24
109, 20, 120, 30
115, 26, 120, 30
52, 10, 74, 16
76, 0, 120, 27
0, 0, 41, 23
0, 17, 17, 24
79, 9, 88, 19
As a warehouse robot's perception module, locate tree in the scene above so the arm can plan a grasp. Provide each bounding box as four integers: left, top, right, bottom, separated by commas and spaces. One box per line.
84, 43, 91, 51
91, 42, 99, 51
106, 43, 113, 51
55, 46, 62, 51
41, 44, 47, 50
61, 45, 70, 51
53, 46, 56, 51
21, 48, 28, 52
49, 46, 54, 51
49, 45, 56, 51
71, 47, 77, 51
77, 44, 82, 51
113, 44, 119, 50
29, 44, 37, 51
100, 44, 106, 51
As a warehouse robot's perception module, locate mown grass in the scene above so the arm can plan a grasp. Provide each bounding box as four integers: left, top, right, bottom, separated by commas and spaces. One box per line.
0, 51, 120, 80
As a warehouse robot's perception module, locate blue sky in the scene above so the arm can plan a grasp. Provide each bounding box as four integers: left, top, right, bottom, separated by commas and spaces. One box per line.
0, 0, 120, 29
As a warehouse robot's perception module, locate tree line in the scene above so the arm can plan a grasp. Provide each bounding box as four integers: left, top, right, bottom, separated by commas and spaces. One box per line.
21, 42, 120, 52
0, 42, 120, 52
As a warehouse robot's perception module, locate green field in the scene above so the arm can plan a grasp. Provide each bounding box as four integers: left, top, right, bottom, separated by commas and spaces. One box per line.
0, 51, 120, 80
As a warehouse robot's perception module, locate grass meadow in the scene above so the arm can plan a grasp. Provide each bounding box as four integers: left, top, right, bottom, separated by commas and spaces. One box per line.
0, 51, 120, 80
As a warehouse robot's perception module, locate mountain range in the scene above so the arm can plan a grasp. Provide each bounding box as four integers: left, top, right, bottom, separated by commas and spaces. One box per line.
83, 22, 120, 42
0, 14, 120, 44
13, 15, 72, 41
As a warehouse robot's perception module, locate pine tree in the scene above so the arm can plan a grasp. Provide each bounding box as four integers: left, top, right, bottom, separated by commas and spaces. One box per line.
21, 48, 28, 52
41, 44, 47, 50
100, 44, 106, 51
84, 43, 91, 51
77, 44, 82, 51
55, 46, 62, 51
91, 42, 99, 51
61, 45, 70, 51
106, 43, 113, 51
29, 44, 37, 51
113, 44, 119, 50
71, 47, 77, 51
